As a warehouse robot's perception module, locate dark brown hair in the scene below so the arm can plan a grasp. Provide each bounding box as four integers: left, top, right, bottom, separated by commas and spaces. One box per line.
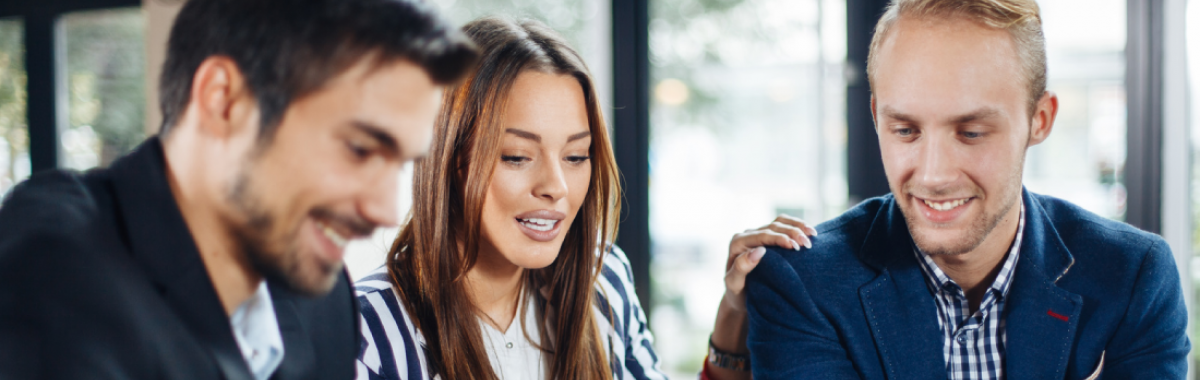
158, 0, 478, 138
385, 17, 620, 380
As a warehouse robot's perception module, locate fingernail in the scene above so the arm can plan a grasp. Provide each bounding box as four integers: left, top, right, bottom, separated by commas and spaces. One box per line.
804, 238, 812, 249
750, 247, 766, 262
811, 229, 819, 237
790, 239, 802, 251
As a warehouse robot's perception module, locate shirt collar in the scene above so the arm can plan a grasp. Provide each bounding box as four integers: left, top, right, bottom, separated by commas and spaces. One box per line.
230, 281, 286, 380
914, 203, 1025, 298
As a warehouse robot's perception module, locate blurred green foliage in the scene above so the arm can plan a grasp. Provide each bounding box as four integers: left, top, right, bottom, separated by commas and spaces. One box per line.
63, 7, 145, 167
0, 20, 28, 191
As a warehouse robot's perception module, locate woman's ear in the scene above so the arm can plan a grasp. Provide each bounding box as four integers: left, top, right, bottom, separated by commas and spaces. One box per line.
455, 158, 469, 186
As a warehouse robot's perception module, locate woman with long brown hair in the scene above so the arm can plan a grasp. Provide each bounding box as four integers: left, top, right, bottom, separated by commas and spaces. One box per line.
354, 16, 815, 380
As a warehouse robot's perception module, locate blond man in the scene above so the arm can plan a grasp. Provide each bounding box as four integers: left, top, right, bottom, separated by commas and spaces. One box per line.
744, 0, 1189, 378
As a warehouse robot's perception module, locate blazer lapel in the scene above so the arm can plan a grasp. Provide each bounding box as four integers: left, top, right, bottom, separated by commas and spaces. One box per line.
268, 287, 316, 380
858, 198, 947, 380
1004, 190, 1082, 380
109, 138, 254, 380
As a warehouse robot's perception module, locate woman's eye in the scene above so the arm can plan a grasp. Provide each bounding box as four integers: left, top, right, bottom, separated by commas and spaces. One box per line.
501, 155, 529, 164
566, 155, 591, 164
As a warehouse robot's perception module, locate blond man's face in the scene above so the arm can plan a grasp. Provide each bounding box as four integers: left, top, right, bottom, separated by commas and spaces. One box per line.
870, 16, 1054, 256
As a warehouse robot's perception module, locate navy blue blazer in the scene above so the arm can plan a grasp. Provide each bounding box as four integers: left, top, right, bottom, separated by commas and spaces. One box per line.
746, 190, 1189, 379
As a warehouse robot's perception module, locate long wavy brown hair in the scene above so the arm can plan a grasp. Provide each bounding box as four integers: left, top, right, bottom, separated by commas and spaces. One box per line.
385, 17, 621, 380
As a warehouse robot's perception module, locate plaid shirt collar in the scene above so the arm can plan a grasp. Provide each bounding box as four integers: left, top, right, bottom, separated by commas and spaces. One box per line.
915, 204, 1025, 302
912, 202, 1025, 380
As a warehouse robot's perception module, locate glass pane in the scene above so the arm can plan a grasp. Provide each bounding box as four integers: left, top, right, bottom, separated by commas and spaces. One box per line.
344, 0, 614, 280
1024, 0, 1127, 219
431, 0, 612, 113
0, 19, 30, 198
648, 0, 848, 376
61, 8, 146, 170
1188, 0, 1200, 373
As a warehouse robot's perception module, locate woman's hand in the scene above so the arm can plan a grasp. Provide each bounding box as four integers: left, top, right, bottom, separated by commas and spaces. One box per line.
723, 214, 816, 313
707, 215, 815, 379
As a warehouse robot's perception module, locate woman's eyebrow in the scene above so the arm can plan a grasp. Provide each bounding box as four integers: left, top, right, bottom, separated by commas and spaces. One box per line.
567, 131, 591, 142
505, 129, 591, 143
505, 128, 541, 142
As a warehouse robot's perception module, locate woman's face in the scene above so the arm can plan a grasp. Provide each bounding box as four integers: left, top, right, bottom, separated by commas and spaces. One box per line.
479, 71, 593, 269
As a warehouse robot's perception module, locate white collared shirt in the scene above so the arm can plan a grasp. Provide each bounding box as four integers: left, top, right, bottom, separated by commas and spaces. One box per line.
354, 245, 667, 380
230, 281, 286, 380
479, 289, 546, 380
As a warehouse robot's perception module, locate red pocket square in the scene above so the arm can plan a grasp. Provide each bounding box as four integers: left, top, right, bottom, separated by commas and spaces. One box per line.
1047, 310, 1069, 322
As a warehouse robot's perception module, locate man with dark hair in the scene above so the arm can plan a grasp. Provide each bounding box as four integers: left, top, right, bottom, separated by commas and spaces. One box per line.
0, 0, 476, 378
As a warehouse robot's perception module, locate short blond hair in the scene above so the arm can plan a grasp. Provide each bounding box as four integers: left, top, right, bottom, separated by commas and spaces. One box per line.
866, 0, 1047, 113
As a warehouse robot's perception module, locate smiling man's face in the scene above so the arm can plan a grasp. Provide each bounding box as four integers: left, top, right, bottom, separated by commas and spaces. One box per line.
222, 57, 441, 295
871, 16, 1052, 256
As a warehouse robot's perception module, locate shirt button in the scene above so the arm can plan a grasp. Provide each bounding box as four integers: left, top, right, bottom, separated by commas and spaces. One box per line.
956, 335, 966, 344
506, 342, 514, 349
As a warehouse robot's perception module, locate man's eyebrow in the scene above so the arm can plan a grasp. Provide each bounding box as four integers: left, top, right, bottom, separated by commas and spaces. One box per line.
879, 106, 1002, 125
505, 128, 541, 142
879, 106, 918, 123
350, 120, 400, 155
951, 108, 1002, 125
567, 131, 591, 142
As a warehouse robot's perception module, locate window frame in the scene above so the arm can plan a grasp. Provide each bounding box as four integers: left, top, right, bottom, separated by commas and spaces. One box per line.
611, 0, 652, 311
0, 0, 140, 173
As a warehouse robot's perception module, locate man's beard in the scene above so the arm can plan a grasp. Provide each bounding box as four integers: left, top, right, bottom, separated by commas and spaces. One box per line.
902, 169, 1023, 257
226, 166, 342, 297
905, 192, 1016, 256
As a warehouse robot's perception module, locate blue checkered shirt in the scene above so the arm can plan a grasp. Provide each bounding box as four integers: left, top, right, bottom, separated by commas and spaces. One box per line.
915, 205, 1024, 380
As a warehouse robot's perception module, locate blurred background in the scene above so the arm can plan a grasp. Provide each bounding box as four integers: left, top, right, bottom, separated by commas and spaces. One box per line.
0, 0, 1195, 377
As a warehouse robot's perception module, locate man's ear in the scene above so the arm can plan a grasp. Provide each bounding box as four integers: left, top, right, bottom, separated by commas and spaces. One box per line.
1027, 91, 1058, 147
188, 56, 255, 140
870, 96, 880, 134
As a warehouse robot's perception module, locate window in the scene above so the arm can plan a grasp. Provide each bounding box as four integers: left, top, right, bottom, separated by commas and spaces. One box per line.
0, 19, 29, 197
61, 7, 146, 170
647, 0, 847, 376
432, 0, 612, 109
343, 0, 614, 280
1187, 0, 1200, 373
1024, 0, 1127, 219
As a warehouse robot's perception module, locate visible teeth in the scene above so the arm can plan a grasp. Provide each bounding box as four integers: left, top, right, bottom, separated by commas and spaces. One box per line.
923, 198, 967, 211
317, 221, 348, 249
519, 218, 556, 232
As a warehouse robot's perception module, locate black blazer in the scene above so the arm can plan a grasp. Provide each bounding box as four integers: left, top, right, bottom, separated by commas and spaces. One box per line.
0, 138, 358, 380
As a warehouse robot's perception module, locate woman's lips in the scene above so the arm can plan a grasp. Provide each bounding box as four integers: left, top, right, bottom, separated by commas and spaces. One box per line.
515, 210, 566, 242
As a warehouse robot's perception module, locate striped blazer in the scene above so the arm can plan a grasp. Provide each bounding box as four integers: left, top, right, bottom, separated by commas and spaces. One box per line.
355, 246, 668, 380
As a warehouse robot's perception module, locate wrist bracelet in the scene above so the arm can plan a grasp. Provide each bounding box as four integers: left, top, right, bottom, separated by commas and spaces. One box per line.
707, 337, 751, 372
